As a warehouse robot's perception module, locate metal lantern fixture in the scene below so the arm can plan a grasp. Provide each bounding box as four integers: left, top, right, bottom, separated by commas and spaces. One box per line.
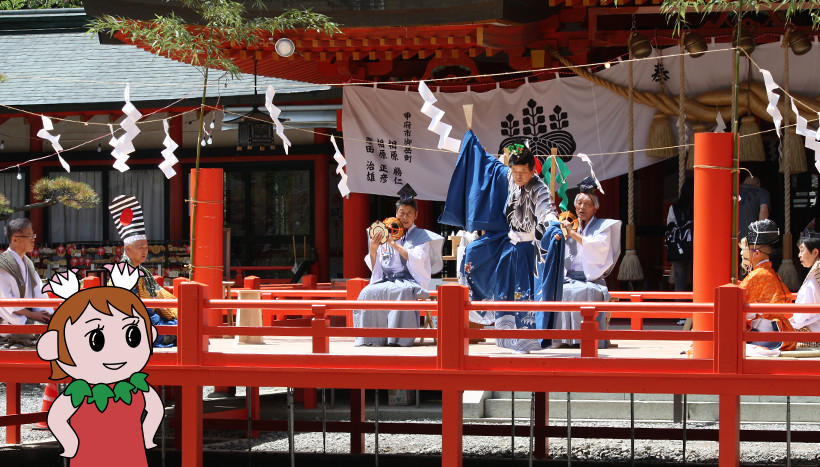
628, 31, 652, 59
683, 31, 707, 58
237, 108, 275, 150
787, 29, 812, 56
275, 38, 295, 57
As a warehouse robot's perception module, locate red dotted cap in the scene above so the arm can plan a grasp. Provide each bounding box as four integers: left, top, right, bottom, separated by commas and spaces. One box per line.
120, 207, 134, 226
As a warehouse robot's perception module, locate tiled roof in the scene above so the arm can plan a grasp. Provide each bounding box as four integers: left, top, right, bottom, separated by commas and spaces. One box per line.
0, 27, 328, 107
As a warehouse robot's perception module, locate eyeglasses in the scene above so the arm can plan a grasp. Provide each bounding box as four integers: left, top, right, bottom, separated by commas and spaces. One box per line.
13, 234, 36, 239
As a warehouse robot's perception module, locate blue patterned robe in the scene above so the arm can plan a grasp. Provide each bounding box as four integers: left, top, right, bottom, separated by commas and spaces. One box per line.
439, 131, 565, 352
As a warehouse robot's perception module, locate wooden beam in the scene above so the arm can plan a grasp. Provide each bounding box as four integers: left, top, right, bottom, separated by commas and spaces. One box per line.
531, 49, 545, 69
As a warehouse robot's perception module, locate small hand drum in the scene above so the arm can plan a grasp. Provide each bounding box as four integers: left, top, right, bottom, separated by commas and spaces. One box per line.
382, 217, 405, 240
558, 211, 578, 237
369, 221, 390, 244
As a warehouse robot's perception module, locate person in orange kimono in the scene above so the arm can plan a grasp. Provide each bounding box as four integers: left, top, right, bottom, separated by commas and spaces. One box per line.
738, 219, 794, 350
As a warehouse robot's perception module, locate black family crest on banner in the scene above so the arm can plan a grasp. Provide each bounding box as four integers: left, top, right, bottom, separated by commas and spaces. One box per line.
499, 100, 577, 162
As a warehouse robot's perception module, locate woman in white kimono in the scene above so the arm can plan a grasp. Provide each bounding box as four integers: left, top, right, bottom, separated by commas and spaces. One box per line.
553, 178, 621, 348
791, 232, 820, 338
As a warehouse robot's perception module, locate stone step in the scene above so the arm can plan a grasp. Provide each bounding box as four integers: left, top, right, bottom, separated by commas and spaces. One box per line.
490, 391, 819, 403
483, 398, 820, 423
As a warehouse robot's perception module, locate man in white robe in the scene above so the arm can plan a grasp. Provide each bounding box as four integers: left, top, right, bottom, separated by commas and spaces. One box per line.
791, 232, 820, 337
553, 178, 621, 348
0, 218, 51, 348
354, 187, 444, 347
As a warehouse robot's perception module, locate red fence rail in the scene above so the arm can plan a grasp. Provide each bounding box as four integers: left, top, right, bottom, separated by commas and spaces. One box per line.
2, 282, 820, 467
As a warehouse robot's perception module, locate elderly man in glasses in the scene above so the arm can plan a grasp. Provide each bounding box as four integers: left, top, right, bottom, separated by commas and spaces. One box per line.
0, 217, 51, 348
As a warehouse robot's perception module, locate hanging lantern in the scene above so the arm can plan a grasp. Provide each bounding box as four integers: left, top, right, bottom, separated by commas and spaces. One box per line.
628, 31, 652, 59
732, 29, 756, 55
787, 29, 812, 56
236, 107, 276, 150
683, 32, 707, 58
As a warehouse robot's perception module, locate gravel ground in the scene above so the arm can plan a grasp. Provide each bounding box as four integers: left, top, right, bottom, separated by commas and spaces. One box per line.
203, 419, 820, 465
4, 384, 819, 465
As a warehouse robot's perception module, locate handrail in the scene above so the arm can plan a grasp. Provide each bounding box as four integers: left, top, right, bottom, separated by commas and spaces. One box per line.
3, 282, 820, 467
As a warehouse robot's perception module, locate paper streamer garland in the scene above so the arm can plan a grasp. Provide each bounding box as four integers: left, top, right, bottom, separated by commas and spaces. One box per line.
760, 69, 783, 137
577, 153, 605, 194
159, 119, 179, 179
331, 135, 350, 197
36, 115, 70, 172
109, 84, 142, 172
264, 85, 292, 155
715, 110, 726, 133
417, 81, 462, 153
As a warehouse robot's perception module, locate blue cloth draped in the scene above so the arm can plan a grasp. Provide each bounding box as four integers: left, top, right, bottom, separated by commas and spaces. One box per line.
439, 130, 564, 351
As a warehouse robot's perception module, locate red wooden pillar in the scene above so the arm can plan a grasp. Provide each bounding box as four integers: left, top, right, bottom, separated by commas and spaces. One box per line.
346, 278, 368, 327
438, 284, 467, 467
189, 168, 223, 315
178, 282, 206, 467
349, 388, 366, 454
5, 382, 21, 444
343, 193, 370, 279
714, 282, 744, 467
692, 133, 733, 358
169, 114, 184, 241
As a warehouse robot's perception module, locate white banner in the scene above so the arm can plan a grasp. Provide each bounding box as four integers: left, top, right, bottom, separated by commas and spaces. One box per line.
341, 41, 820, 201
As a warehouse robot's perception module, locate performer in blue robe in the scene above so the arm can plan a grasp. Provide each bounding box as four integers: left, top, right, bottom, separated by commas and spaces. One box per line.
354, 186, 444, 347
439, 131, 565, 353
553, 178, 621, 349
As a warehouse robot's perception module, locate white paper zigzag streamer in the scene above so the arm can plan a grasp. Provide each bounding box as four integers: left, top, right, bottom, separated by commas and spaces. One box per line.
109, 84, 142, 172
576, 153, 604, 194
760, 69, 783, 138
264, 85, 291, 155
418, 81, 462, 153
159, 119, 179, 179
787, 97, 820, 174
715, 110, 726, 133
330, 135, 350, 197
36, 116, 70, 172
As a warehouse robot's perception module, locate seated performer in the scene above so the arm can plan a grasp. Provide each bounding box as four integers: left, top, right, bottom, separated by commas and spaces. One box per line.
353, 184, 444, 347
439, 132, 564, 353
790, 231, 820, 340
738, 219, 793, 350
552, 178, 621, 349
109, 195, 178, 347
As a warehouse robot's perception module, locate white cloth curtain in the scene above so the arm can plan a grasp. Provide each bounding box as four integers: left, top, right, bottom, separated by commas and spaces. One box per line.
108, 169, 166, 241
0, 173, 26, 244
48, 171, 104, 243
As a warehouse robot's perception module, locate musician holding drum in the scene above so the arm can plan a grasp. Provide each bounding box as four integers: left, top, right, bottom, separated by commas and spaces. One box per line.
552, 177, 622, 349
353, 184, 444, 347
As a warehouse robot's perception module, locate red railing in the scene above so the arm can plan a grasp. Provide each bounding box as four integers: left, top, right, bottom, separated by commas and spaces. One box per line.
2, 282, 820, 467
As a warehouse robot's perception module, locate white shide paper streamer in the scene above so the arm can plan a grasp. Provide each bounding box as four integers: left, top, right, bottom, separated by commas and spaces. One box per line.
109, 84, 142, 172
37, 115, 70, 172
331, 135, 350, 197
264, 85, 292, 155
159, 119, 179, 179
418, 81, 461, 153
760, 69, 783, 137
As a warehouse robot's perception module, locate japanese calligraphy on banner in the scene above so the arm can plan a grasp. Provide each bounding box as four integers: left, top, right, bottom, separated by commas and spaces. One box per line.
343, 79, 657, 200
342, 41, 820, 201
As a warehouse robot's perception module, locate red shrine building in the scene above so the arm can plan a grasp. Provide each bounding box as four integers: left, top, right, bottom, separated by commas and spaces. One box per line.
2, 1, 818, 287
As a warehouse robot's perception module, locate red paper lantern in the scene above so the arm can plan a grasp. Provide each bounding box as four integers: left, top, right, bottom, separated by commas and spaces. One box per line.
56, 245, 66, 256
83, 257, 92, 267
97, 246, 105, 256
115, 246, 123, 257
31, 248, 40, 259
67, 245, 75, 256
80, 246, 86, 256
70, 257, 80, 267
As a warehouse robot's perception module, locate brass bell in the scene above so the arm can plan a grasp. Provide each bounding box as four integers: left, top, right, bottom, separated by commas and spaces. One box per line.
628, 31, 652, 59
683, 32, 707, 58
787, 29, 812, 56
732, 30, 756, 55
